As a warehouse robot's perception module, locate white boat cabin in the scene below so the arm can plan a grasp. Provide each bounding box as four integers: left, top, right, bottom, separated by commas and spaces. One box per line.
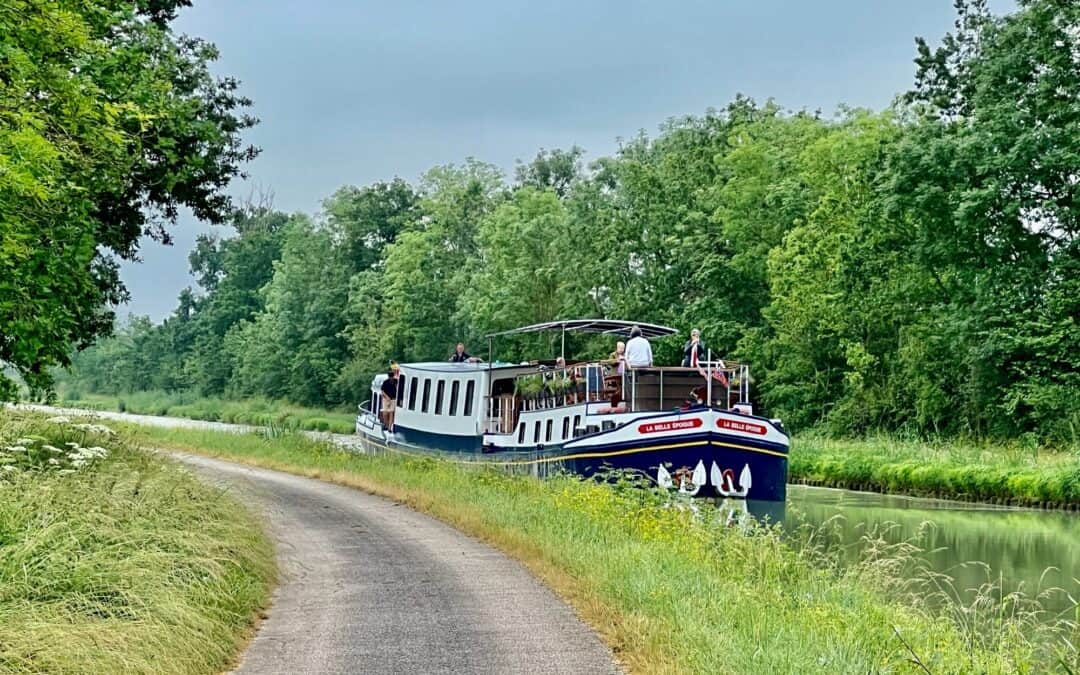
364, 320, 755, 452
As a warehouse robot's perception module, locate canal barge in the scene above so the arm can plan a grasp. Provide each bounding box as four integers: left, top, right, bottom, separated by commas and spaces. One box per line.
355, 320, 789, 500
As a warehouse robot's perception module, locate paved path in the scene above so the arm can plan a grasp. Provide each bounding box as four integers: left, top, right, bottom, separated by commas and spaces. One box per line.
17, 406, 620, 674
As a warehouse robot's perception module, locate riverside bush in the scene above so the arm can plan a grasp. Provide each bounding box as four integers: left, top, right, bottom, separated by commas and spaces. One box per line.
0, 412, 275, 674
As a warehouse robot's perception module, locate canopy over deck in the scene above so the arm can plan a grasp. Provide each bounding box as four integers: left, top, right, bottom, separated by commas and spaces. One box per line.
485, 319, 678, 340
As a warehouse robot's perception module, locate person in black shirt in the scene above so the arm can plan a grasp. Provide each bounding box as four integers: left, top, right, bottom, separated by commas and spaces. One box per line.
681, 328, 707, 367
449, 343, 473, 363
380, 364, 399, 433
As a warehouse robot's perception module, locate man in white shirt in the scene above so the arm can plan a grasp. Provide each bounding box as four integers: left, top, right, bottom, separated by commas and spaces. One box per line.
624, 326, 653, 368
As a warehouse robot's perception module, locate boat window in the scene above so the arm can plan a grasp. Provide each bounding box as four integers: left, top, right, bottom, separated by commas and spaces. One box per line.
435, 380, 445, 415
562, 417, 569, 440
533, 421, 541, 444
449, 381, 460, 415
545, 419, 553, 442
421, 379, 431, 413
573, 414, 581, 433
518, 422, 526, 444
464, 380, 475, 416
602, 421, 615, 431
371, 391, 378, 413
397, 375, 407, 406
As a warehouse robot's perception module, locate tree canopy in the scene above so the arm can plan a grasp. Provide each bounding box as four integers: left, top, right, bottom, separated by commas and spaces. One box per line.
57, 0, 1079, 446
0, 0, 255, 398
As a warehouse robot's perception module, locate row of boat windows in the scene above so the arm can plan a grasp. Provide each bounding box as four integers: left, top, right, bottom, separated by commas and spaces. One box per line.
517, 415, 581, 445
397, 375, 475, 417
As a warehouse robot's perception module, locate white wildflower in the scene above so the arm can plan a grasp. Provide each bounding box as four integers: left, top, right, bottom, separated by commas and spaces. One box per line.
42, 445, 63, 454
5, 446, 26, 453
58, 469, 76, 476
2, 466, 15, 472
72, 423, 114, 435
15, 438, 36, 445
46, 416, 71, 424
47, 458, 60, 465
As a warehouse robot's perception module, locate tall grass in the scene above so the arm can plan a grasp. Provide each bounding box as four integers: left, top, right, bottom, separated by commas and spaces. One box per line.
0, 412, 275, 674
126, 423, 1079, 674
59, 390, 356, 434
791, 434, 1080, 507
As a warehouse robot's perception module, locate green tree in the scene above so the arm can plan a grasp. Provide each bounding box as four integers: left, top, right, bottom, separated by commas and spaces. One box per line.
0, 0, 255, 398
889, 0, 1080, 440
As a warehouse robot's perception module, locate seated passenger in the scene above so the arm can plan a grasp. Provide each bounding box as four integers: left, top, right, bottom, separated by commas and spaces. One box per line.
609, 341, 627, 374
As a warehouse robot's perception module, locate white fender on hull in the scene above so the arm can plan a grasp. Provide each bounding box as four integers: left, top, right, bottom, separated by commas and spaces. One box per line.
692, 460, 707, 490
710, 461, 723, 492
657, 464, 673, 490
739, 463, 752, 494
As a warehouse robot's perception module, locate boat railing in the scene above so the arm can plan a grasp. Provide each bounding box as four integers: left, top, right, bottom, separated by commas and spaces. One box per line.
486, 357, 753, 430
622, 359, 751, 413
485, 393, 517, 435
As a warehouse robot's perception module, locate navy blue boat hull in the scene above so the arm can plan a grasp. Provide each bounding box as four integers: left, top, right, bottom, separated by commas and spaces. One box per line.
357, 425, 787, 502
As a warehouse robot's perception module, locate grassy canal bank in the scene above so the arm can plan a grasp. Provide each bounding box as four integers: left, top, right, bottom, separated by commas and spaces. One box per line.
793, 435, 1080, 509
60, 391, 1080, 508
59, 391, 356, 434
124, 422, 1077, 674
0, 412, 275, 674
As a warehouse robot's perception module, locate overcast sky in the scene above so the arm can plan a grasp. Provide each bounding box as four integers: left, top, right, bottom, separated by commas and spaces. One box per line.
119, 0, 1014, 321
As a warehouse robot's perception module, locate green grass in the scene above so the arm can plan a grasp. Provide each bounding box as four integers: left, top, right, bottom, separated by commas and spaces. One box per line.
59, 390, 356, 434
790, 434, 1080, 508
0, 411, 275, 674
120, 422, 1078, 674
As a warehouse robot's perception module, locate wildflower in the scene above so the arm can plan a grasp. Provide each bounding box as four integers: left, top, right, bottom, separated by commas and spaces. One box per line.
2, 466, 15, 473
42, 445, 63, 454
58, 469, 75, 476
72, 423, 114, 435
15, 438, 36, 445
47, 458, 60, 465
46, 416, 71, 424
65, 442, 79, 448
5, 446, 27, 453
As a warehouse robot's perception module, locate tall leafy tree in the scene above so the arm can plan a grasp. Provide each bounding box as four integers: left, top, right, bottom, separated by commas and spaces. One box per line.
890, 0, 1080, 439
0, 0, 256, 398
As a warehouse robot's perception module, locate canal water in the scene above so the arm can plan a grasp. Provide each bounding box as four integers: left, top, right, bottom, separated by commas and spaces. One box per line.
783, 485, 1080, 622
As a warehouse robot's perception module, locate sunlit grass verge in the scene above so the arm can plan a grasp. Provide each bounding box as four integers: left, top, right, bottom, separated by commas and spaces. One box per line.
0, 412, 275, 674
791, 434, 1080, 508
123, 423, 1078, 674
59, 390, 356, 434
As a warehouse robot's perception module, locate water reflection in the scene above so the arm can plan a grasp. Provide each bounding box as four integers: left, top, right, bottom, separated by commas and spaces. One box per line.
786, 485, 1080, 619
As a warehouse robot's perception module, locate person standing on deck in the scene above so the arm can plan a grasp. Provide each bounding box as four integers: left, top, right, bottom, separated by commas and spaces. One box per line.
449, 342, 480, 363
380, 364, 399, 433
681, 328, 706, 367
625, 326, 653, 368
